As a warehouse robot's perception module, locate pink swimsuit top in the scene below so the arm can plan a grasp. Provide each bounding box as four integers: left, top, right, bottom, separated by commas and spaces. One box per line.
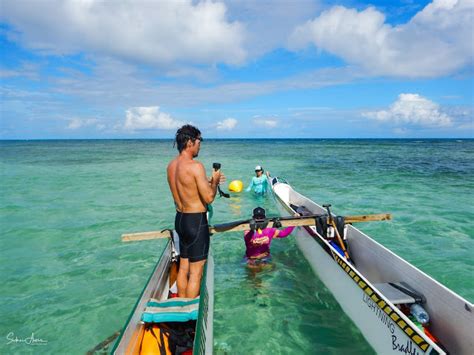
244, 226, 295, 258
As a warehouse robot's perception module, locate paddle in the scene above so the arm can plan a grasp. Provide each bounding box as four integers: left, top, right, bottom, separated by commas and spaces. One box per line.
323, 204, 353, 263
121, 213, 391, 242
213, 163, 230, 198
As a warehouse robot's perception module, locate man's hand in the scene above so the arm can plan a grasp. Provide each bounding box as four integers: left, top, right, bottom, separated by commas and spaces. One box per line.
218, 172, 226, 185
211, 169, 222, 185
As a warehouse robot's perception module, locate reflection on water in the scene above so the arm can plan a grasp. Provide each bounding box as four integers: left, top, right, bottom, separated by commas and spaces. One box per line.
228, 195, 242, 217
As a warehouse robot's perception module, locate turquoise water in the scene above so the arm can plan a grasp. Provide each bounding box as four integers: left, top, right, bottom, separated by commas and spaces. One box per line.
1, 139, 472, 354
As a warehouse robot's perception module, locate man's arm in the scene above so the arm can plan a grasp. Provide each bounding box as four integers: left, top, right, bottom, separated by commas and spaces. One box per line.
245, 177, 254, 192
194, 162, 219, 204
244, 230, 253, 243
274, 226, 295, 238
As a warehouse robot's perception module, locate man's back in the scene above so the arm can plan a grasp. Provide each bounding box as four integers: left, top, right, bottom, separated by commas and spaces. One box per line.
167, 156, 207, 213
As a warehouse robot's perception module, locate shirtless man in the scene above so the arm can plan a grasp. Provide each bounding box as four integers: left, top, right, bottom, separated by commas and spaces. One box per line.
167, 124, 224, 298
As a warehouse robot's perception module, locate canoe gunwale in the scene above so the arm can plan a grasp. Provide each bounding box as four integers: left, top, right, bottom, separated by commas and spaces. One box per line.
193, 251, 214, 354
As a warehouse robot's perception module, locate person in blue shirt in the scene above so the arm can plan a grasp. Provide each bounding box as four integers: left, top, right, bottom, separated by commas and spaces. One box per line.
246, 165, 269, 194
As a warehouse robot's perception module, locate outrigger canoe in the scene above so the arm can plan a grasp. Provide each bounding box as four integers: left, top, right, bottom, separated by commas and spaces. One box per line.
268, 176, 473, 354
112, 233, 213, 354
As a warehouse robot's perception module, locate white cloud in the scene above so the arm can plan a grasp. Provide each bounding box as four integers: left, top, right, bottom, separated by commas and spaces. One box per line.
0, 62, 40, 80
50, 63, 361, 108
362, 93, 452, 127
124, 106, 184, 131
0, 69, 18, 78
393, 127, 409, 135
288, 0, 473, 77
1, 0, 246, 66
67, 118, 100, 130
254, 118, 278, 128
216, 118, 238, 131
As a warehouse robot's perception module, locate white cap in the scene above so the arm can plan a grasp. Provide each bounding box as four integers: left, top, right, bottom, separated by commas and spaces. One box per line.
255, 165, 263, 171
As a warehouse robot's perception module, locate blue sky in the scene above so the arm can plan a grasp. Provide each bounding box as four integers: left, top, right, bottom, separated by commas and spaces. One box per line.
0, 0, 472, 139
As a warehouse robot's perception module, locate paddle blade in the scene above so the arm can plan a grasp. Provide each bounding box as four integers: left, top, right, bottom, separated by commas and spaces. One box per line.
212, 218, 251, 233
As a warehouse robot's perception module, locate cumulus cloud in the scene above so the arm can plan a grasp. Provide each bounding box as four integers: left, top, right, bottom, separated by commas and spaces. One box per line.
216, 118, 237, 131
0, 0, 246, 66
254, 118, 278, 128
362, 93, 452, 127
67, 118, 101, 130
124, 106, 184, 131
288, 0, 473, 77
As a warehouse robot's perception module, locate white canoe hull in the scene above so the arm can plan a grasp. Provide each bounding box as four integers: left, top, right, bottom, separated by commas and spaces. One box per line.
112, 237, 214, 354
270, 177, 473, 355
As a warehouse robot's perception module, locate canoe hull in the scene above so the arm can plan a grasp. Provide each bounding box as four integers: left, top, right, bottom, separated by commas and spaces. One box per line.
112, 237, 214, 354
293, 229, 428, 354
269, 177, 473, 354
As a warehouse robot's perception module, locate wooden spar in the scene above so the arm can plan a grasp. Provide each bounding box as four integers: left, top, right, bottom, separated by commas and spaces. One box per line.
121, 213, 392, 243
345, 213, 391, 223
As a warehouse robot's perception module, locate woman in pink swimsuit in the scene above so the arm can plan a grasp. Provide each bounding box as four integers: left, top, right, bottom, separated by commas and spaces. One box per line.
244, 207, 295, 267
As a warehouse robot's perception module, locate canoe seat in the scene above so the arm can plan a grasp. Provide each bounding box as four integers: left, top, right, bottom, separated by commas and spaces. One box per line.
374, 283, 423, 305
142, 297, 200, 323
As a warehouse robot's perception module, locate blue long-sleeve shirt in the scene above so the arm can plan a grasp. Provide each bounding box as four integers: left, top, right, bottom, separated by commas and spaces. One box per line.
246, 175, 268, 194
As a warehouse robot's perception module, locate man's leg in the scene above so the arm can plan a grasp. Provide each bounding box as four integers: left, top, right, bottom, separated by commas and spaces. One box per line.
186, 259, 206, 298
177, 257, 189, 297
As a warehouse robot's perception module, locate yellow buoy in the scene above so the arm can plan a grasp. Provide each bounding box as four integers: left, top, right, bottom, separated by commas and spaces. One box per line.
228, 180, 243, 193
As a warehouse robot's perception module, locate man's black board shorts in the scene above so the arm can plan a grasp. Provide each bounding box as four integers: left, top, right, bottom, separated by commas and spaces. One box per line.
175, 211, 210, 262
